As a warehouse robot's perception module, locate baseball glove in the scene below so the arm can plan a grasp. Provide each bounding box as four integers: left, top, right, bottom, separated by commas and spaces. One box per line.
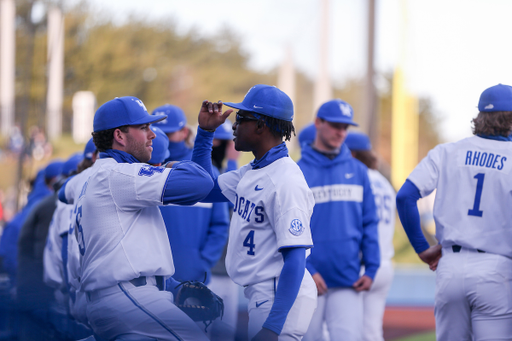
174, 280, 224, 330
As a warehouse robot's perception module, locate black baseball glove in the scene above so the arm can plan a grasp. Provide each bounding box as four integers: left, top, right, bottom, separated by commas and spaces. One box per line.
174, 280, 224, 330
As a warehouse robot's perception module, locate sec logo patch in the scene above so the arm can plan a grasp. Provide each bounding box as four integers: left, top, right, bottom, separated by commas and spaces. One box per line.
289, 219, 305, 236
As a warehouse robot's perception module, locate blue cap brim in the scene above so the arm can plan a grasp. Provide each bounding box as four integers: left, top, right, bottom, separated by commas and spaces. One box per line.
322, 117, 359, 126
224, 102, 251, 112
131, 113, 167, 126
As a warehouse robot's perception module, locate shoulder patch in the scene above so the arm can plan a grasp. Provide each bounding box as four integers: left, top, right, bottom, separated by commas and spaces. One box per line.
289, 219, 305, 236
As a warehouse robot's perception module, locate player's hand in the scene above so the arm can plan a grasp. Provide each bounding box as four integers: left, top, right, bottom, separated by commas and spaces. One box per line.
418, 244, 442, 271
165, 161, 180, 168
251, 328, 278, 341
312, 272, 328, 296
353, 275, 373, 292
226, 141, 240, 161
198, 100, 233, 131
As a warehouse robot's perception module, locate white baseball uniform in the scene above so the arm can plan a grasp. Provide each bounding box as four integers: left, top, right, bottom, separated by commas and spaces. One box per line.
407, 135, 512, 340
75, 158, 209, 341
218, 156, 317, 340
362, 169, 395, 341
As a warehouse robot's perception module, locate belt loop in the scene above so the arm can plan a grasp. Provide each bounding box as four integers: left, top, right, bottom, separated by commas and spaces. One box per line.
452, 245, 462, 253
156, 276, 164, 291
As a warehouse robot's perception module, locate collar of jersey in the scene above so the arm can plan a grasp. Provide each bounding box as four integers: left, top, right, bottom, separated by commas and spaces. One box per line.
250, 142, 288, 170
99, 149, 140, 164
477, 134, 512, 141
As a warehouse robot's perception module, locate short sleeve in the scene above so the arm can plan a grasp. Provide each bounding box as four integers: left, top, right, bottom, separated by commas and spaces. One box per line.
217, 164, 249, 203
110, 164, 172, 210
408, 146, 442, 198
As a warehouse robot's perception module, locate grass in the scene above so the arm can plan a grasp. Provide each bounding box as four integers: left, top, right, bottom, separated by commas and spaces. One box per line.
394, 331, 436, 341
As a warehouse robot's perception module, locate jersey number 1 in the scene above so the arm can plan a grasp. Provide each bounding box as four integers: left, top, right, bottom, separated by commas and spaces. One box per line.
468, 173, 484, 217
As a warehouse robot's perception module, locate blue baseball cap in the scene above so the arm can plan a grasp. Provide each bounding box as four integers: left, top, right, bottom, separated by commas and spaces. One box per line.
83, 138, 96, 160
478, 84, 512, 112
151, 104, 187, 133
224, 84, 294, 122
62, 152, 83, 176
298, 123, 316, 146
44, 160, 64, 180
93, 96, 167, 132
317, 99, 358, 126
148, 126, 170, 165
213, 120, 234, 140
345, 132, 372, 151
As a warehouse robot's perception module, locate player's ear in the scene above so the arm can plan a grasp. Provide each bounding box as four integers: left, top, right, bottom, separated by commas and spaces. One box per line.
113, 128, 127, 147
255, 120, 266, 135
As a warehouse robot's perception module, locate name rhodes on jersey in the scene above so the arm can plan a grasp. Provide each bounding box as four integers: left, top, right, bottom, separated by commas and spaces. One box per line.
464, 150, 507, 170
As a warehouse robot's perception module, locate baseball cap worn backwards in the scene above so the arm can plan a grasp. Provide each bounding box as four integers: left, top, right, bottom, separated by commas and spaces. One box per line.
224, 84, 294, 122
478, 84, 512, 112
151, 104, 187, 133
317, 99, 358, 126
345, 132, 372, 151
93, 96, 167, 132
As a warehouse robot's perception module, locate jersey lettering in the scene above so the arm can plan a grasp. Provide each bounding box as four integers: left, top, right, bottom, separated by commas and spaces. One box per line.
243, 230, 256, 255
310, 184, 363, 204
234, 195, 259, 222
465, 150, 507, 170
75, 205, 86, 255
375, 193, 392, 224
79, 180, 89, 199
468, 173, 485, 217
255, 206, 265, 223
138, 165, 164, 177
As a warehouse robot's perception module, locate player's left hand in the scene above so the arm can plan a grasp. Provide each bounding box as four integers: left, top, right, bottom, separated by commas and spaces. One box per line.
198, 100, 233, 131
251, 328, 278, 341
353, 275, 373, 292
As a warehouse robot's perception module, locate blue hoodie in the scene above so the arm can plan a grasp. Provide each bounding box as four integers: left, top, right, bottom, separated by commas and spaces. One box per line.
297, 143, 380, 288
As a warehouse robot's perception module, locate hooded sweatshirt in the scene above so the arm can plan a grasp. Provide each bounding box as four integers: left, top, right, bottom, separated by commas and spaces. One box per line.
297, 143, 380, 288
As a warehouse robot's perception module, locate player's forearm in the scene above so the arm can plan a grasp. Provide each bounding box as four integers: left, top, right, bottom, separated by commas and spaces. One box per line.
192, 127, 215, 179
162, 161, 213, 205
262, 247, 305, 335
396, 180, 430, 254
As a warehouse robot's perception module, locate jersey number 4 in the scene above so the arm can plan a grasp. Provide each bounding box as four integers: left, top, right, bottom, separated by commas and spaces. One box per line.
243, 230, 255, 256
468, 173, 484, 217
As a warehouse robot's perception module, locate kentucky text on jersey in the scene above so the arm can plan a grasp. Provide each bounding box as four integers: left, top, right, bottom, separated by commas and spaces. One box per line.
310, 184, 363, 204
465, 150, 507, 170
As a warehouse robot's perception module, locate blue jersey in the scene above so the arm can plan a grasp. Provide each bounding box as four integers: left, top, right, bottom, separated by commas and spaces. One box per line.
297, 143, 380, 288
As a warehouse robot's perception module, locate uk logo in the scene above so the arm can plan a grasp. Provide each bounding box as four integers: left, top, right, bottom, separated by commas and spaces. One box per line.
339, 103, 352, 117
289, 219, 305, 236
134, 99, 148, 112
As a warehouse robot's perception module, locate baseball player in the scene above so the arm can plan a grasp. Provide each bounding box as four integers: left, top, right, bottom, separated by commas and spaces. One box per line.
74, 96, 214, 341
396, 83, 512, 340
297, 99, 380, 341
151, 104, 193, 162
345, 132, 395, 341
191, 84, 317, 341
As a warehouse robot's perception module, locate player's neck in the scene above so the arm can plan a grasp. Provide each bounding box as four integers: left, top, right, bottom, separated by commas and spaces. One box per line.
252, 137, 283, 160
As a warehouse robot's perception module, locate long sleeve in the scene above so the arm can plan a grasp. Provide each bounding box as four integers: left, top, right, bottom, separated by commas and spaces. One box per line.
396, 179, 430, 254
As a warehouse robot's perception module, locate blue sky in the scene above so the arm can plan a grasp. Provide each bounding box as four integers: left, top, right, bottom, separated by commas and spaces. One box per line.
77, 0, 512, 142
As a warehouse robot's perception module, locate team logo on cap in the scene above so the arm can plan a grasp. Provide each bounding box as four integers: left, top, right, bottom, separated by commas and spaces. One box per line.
340, 103, 352, 117
134, 99, 148, 112
289, 219, 305, 236
485, 104, 494, 109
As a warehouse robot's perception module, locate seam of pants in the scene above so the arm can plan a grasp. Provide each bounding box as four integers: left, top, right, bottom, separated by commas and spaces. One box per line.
118, 283, 183, 341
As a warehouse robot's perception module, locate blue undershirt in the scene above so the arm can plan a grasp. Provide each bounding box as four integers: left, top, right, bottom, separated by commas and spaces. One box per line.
192, 127, 304, 335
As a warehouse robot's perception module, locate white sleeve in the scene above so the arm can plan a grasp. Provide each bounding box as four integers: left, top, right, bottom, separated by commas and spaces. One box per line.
217, 164, 249, 203
408, 145, 442, 198
110, 164, 171, 209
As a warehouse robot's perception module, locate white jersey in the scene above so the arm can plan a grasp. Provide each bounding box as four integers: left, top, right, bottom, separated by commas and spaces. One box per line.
368, 169, 395, 262
43, 198, 72, 290
218, 157, 314, 286
408, 135, 512, 257
76, 158, 174, 292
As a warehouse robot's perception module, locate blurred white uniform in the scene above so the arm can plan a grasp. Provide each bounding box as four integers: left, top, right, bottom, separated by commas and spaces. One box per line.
362, 169, 395, 341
